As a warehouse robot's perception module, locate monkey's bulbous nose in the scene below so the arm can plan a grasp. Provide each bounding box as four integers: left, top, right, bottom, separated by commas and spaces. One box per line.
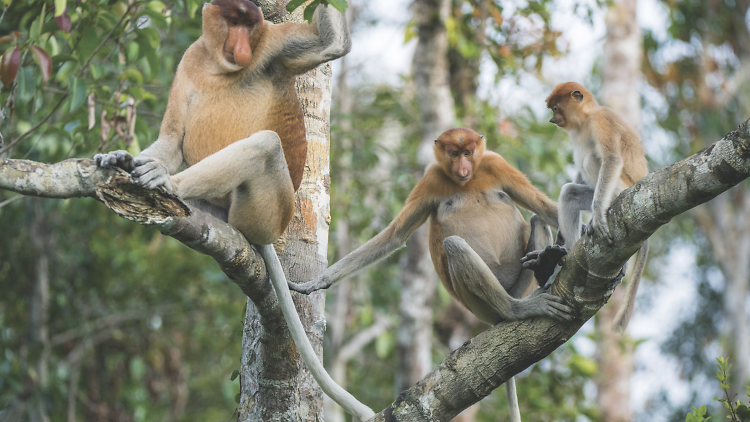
234, 42, 252, 67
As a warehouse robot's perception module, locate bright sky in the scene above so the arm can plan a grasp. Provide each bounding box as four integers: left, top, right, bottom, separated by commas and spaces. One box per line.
334, 0, 720, 420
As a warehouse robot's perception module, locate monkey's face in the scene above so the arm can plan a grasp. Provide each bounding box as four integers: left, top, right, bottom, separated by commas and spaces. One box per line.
434, 129, 484, 186
446, 147, 475, 185
208, 0, 263, 70
548, 103, 566, 128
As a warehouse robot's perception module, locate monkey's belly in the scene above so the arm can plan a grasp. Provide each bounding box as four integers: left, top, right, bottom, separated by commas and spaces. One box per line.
429, 191, 530, 298
181, 85, 306, 190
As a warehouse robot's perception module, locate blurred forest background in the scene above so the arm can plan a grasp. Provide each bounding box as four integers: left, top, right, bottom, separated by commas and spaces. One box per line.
0, 0, 749, 420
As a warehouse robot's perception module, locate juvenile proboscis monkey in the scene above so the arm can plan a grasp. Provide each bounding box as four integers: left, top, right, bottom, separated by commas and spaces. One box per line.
546, 81, 649, 333
291, 128, 574, 422
95, 2, 374, 420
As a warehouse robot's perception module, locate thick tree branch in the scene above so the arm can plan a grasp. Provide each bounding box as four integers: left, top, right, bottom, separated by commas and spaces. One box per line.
0, 157, 278, 317
371, 119, 750, 421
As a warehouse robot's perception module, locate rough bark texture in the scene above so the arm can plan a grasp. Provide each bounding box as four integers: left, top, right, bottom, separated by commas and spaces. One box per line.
596, 0, 640, 419
238, 1, 334, 419
367, 120, 750, 421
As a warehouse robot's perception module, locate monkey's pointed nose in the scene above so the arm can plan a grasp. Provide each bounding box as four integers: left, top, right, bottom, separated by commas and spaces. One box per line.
549, 118, 555, 124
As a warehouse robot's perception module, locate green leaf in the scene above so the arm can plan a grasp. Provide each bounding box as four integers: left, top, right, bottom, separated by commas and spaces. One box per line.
78, 27, 98, 64
55, 0, 66, 17
230, 369, 239, 381
326, 0, 348, 14
303, 0, 320, 23
285, 0, 306, 13
52, 54, 78, 65
144, 51, 159, 79
234, 393, 240, 404
68, 76, 87, 112
120, 68, 144, 85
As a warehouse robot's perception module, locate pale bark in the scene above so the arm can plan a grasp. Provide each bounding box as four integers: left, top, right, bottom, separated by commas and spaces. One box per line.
233, 1, 337, 419
596, 0, 640, 419
396, 0, 456, 395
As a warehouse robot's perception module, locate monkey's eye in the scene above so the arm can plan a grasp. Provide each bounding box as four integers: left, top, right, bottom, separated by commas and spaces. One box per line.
450, 151, 460, 158
464, 151, 471, 157
230, 19, 239, 26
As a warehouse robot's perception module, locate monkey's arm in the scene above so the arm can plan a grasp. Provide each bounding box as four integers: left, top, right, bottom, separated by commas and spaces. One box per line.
273, 5, 351, 74
589, 132, 624, 243
289, 196, 433, 294
490, 156, 559, 228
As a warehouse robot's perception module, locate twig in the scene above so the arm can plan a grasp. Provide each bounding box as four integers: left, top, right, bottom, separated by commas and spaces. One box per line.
0, 194, 24, 208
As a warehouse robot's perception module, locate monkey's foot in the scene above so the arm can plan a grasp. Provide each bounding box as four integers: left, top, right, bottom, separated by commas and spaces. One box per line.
585, 216, 615, 245
521, 245, 568, 286
288, 276, 330, 295
515, 291, 574, 321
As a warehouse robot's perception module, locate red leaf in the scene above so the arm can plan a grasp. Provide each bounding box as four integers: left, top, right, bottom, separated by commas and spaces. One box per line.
13, 31, 22, 39
0, 46, 20, 88
56, 9, 71, 33
29, 46, 52, 84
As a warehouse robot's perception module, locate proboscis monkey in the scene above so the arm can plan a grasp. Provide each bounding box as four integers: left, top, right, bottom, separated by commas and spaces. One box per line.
545, 81, 649, 333
94, 2, 374, 420
290, 128, 574, 422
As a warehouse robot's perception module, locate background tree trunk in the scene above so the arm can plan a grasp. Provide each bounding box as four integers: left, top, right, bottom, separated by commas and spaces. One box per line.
238, 1, 334, 419
595, 0, 641, 420
396, 0, 456, 395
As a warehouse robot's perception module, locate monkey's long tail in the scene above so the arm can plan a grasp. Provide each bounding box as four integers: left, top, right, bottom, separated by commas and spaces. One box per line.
258, 244, 376, 422
611, 240, 649, 333
506, 376, 522, 422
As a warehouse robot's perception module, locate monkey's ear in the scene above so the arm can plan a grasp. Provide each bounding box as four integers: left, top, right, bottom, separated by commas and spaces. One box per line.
434, 139, 438, 144
479, 135, 484, 139
572, 90, 583, 101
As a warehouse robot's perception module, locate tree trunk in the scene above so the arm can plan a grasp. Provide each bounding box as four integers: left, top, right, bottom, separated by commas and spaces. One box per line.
596, 0, 641, 420
396, 0, 456, 394
238, 1, 333, 419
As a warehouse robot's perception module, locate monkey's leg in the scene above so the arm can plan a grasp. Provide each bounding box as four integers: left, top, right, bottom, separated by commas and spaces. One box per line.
443, 236, 573, 324
171, 130, 295, 245
558, 183, 594, 252
508, 215, 554, 298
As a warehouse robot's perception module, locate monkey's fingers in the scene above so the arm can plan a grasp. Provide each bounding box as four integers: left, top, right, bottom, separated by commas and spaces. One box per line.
519, 250, 541, 264
538, 294, 575, 321
132, 162, 174, 192
94, 150, 135, 171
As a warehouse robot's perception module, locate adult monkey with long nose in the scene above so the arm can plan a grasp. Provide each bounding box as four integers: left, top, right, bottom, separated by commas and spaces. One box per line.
95, 1, 376, 420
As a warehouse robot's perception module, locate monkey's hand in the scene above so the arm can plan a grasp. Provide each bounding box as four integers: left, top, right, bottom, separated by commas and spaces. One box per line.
94, 150, 136, 172
513, 288, 574, 321
521, 245, 567, 286
288, 275, 332, 295
586, 208, 614, 245
131, 156, 174, 192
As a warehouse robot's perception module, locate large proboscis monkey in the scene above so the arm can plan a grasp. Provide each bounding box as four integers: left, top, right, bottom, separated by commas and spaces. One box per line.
545, 81, 649, 333
290, 128, 574, 422
94, 1, 374, 420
